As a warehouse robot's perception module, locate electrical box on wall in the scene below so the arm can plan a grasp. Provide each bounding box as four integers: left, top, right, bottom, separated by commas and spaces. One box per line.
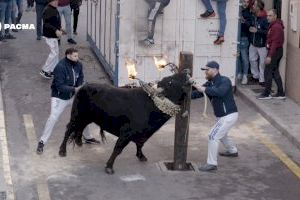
290, 0, 298, 32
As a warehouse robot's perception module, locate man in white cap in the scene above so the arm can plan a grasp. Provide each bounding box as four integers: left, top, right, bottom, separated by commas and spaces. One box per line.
192, 61, 239, 172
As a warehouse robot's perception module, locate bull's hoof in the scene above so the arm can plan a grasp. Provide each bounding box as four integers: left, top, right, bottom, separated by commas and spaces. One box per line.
59, 150, 67, 157
105, 167, 115, 174
75, 138, 83, 147
137, 154, 148, 162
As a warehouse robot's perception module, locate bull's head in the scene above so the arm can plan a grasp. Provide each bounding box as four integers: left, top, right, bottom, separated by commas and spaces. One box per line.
156, 70, 193, 105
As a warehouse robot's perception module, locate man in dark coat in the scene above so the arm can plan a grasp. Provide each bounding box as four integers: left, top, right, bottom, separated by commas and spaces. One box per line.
37, 48, 100, 155
249, 0, 269, 86
192, 61, 239, 172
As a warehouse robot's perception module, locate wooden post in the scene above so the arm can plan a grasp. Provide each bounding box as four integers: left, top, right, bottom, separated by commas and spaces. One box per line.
173, 52, 193, 170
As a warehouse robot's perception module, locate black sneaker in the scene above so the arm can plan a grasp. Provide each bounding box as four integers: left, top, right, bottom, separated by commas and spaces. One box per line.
257, 93, 272, 100
83, 137, 101, 144
4, 34, 16, 39
200, 10, 216, 18
40, 70, 53, 79
219, 151, 238, 157
67, 38, 77, 44
272, 93, 286, 100
36, 141, 44, 155
73, 31, 78, 35
199, 164, 217, 172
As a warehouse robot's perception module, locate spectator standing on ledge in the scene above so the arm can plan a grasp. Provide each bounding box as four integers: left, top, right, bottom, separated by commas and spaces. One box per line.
37, 48, 100, 155
257, 9, 285, 100
200, 0, 228, 45
249, 0, 268, 86
192, 61, 239, 172
141, 0, 170, 47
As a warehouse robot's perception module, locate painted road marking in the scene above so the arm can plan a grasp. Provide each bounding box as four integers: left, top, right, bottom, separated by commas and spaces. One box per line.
23, 114, 51, 200
248, 121, 300, 179
0, 110, 15, 200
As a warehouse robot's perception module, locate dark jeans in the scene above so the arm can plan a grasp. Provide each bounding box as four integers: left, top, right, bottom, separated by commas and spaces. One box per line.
264, 47, 284, 95
72, 7, 80, 32
27, 0, 34, 7
36, 3, 46, 37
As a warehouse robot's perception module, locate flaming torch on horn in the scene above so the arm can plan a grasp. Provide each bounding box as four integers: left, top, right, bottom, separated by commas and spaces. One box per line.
125, 58, 138, 80
153, 56, 178, 74
124, 57, 181, 116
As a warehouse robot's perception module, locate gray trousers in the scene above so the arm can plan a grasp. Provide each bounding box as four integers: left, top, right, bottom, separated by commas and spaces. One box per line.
145, 0, 169, 39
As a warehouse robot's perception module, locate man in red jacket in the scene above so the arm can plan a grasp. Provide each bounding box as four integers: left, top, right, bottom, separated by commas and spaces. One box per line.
257, 9, 285, 100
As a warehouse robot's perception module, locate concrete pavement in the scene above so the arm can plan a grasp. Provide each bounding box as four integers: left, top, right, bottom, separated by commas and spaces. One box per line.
236, 83, 300, 150
0, 2, 300, 200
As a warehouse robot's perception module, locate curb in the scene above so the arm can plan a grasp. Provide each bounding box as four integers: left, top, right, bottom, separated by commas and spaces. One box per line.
236, 87, 300, 150
0, 85, 7, 200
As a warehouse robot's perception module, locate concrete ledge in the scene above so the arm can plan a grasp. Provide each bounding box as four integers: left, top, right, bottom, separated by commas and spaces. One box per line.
236, 86, 300, 150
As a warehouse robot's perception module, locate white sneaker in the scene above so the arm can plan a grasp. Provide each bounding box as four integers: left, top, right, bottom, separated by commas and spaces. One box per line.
241, 75, 248, 85
237, 74, 242, 80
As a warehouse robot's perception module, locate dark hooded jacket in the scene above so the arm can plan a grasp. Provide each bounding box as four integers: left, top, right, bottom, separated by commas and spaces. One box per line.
249, 10, 269, 47
267, 19, 284, 58
191, 74, 238, 118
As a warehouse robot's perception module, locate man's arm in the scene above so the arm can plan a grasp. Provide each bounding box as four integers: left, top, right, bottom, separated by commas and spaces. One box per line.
204, 79, 231, 97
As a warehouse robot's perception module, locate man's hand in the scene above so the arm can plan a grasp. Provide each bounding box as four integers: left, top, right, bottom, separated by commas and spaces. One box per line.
194, 84, 206, 92
61, 28, 66, 35
75, 85, 83, 93
55, 30, 63, 38
265, 57, 271, 65
249, 27, 257, 33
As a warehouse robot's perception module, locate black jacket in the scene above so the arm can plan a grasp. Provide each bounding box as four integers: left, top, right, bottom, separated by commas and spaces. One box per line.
192, 74, 238, 118
241, 7, 252, 38
42, 5, 61, 38
249, 12, 269, 47
51, 58, 84, 100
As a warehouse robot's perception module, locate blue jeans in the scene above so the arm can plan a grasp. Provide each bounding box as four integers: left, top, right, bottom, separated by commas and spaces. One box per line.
0, 0, 12, 36
15, 0, 23, 23
57, 5, 72, 39
237, 37, 250, 76
201, 0, 227, 36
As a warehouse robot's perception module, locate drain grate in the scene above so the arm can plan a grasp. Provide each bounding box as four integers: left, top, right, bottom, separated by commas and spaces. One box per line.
157, 161, 198, 172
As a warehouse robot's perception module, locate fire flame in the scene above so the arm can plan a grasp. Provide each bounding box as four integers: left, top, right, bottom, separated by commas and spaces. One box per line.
125, 59, 137, 80
154, 57, 168, 71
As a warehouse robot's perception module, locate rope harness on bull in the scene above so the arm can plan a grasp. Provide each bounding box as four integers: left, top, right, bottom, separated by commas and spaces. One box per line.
135, 78, 181, 117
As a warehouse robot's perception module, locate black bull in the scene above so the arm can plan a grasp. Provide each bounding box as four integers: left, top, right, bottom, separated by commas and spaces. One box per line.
59, 71, 193, 174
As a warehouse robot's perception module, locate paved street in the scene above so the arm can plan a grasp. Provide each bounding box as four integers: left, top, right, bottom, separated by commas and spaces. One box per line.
0, 2, 300, 200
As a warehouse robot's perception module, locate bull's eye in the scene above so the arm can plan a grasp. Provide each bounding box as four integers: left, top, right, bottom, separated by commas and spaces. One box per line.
168, 81, 172, 85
